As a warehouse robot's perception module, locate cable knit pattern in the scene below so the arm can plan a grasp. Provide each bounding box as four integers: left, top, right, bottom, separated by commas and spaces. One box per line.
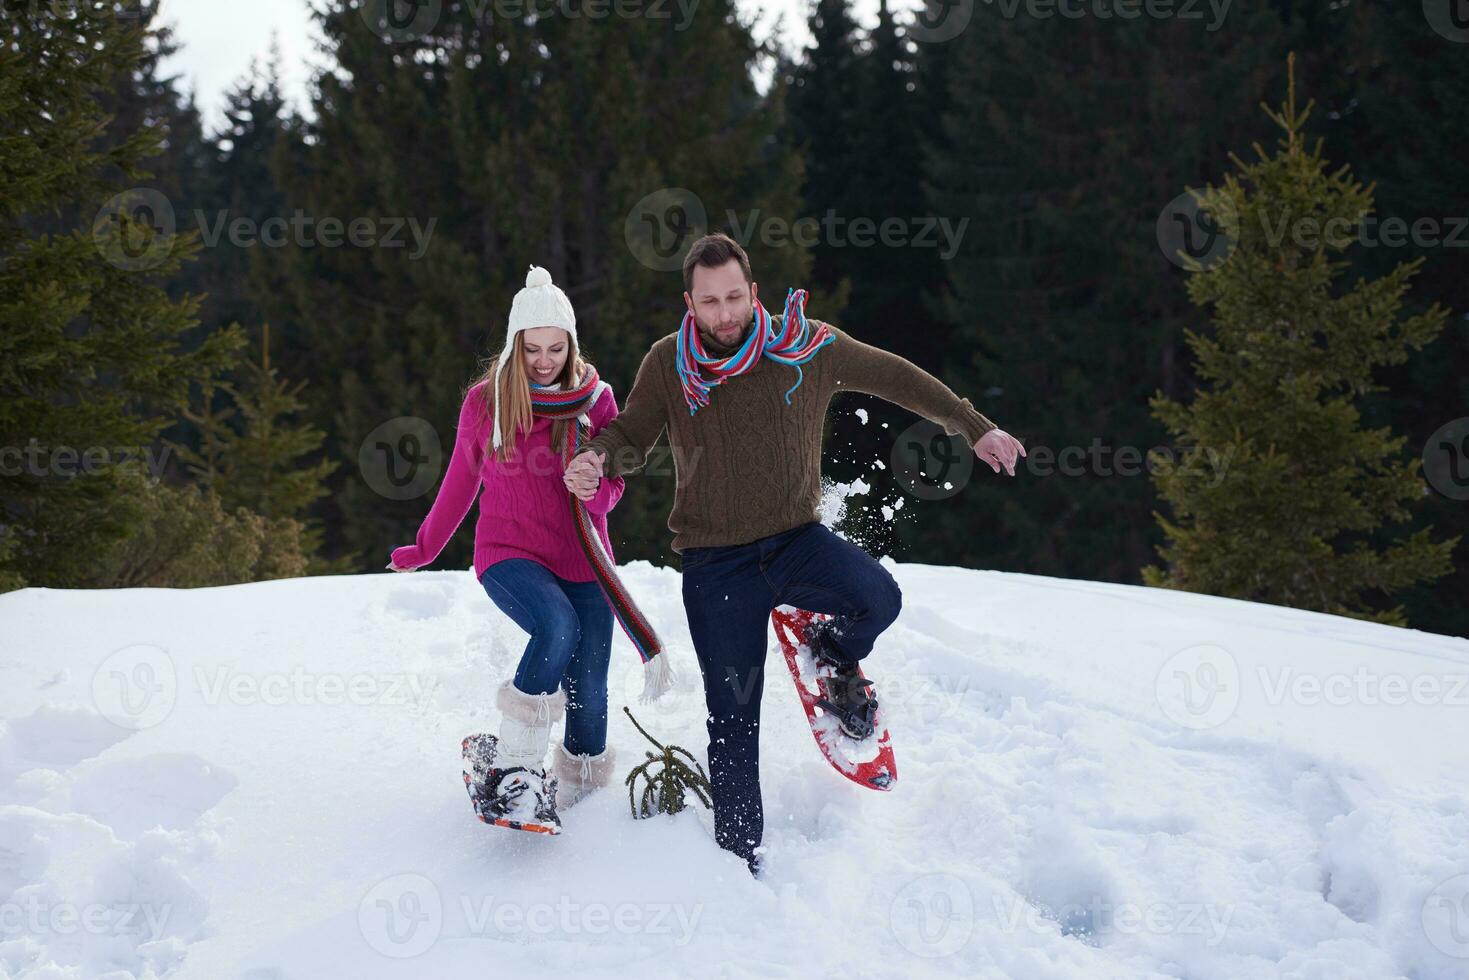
391, 382, 624, 581
586, 322, 997, 553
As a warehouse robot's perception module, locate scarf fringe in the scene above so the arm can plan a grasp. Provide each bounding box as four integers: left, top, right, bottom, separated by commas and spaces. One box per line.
640, 650, 675, 703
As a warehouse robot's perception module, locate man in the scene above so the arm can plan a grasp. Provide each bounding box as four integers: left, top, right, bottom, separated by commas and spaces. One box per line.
563, 233, 1023, 874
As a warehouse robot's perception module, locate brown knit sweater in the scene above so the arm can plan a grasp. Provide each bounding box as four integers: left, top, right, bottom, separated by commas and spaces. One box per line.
586, 322, 997, 553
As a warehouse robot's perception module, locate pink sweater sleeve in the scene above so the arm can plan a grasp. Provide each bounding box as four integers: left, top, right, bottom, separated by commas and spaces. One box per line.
583, 386, 626, 517
390, 388, 487, 570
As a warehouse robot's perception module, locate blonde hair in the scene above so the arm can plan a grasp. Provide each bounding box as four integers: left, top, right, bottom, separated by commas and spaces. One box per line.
469, 330, 588, 463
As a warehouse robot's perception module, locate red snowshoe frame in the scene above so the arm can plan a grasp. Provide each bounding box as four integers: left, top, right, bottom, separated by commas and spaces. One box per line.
771, 607, 897, 792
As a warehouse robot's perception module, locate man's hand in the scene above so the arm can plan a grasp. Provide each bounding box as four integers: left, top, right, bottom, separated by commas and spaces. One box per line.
564, 449, 606, 502
974, 429, 1025, 476
385, 561, 414, 573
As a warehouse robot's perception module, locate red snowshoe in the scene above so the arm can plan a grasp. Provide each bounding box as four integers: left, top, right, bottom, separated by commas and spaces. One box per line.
771, 607, 897, 791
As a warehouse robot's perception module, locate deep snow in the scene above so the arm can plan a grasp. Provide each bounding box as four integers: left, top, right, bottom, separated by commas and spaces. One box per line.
2, 558, 1468, 979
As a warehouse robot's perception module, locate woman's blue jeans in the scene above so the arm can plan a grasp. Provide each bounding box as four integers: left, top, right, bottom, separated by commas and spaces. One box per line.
479, 558, 613, 756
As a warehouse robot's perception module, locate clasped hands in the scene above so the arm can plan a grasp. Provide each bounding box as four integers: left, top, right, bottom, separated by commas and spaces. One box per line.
563, 449, 605, 502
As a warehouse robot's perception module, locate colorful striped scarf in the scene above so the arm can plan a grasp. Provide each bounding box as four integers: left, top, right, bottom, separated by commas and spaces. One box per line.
675, 287, 834, 416
530, 366, 672, 702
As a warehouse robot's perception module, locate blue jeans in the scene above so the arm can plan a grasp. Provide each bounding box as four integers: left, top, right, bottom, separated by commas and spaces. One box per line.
479, 559, 613, 756
680, 522, 903, 870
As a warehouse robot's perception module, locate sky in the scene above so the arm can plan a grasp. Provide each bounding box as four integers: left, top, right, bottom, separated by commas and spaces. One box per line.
154, 0, 903, 133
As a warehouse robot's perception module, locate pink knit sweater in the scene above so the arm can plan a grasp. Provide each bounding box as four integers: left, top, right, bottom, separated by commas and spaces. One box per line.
390, 381, 624, 582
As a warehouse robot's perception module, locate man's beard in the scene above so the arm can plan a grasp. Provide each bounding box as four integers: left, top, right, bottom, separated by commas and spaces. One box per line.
696, 307, 754, 351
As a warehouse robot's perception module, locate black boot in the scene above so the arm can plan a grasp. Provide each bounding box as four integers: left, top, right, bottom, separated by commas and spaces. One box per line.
806, 620, 878, 740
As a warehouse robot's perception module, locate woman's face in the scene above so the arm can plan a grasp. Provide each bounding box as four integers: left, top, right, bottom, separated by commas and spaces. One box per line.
521, 327, 570, 385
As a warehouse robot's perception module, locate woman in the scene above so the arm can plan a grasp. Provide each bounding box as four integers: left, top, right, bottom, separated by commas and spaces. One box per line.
388, 265, 667, 835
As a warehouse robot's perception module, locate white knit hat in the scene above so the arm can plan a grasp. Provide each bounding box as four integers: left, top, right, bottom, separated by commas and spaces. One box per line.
491, 265, 588, 451
507, 264, 577, 339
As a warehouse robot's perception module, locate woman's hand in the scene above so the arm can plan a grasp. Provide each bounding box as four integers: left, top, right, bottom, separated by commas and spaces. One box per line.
386, 546, 418, 572
563, 468, 600, 502
563, 450, 604, 502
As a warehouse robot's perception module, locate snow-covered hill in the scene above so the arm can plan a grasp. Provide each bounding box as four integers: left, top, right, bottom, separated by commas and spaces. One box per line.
2, 561, 1467, 979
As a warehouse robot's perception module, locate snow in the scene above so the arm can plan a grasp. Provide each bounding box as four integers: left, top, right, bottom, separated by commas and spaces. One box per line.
818, 477, 870, 527
2, 565, 1468, 979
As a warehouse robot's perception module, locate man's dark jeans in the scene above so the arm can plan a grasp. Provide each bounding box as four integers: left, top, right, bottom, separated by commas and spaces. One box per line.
680, 521, 902, 871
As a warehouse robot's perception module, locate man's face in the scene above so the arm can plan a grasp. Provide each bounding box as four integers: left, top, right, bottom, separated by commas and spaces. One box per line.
685, 259, 759, 349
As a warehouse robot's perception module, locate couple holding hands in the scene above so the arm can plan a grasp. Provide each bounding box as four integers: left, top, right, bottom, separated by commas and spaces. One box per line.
389, 232, 1023, 872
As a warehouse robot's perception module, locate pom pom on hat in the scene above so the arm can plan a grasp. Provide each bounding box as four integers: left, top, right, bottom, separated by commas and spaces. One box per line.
507, 264, 575, 337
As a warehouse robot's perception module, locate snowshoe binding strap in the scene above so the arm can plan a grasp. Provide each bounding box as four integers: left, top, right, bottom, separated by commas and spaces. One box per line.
481, 766, 533, 818
816, 670, 878, 740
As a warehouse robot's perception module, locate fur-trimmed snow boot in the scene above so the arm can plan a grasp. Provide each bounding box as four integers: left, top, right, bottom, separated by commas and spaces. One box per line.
552, 742, 618, 810
462, 681, 566, 834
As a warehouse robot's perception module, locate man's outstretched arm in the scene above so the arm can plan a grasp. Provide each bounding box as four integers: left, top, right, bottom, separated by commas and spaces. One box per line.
827, 326, 1025, 475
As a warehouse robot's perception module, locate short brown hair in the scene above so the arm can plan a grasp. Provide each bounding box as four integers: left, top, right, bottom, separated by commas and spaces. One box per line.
682, 232, 752, 294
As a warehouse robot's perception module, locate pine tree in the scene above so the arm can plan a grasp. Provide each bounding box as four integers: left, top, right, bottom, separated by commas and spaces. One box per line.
845, 0, 937, 353
1306, 1, 1469, 636
0, 4, 242, 590
1145, 57, 1457, 626
199, 46, 292, 342
825, 0, 969, 555
916, 3, 1288, 582
95, 4, 215, 211
786, 0, 864, 297
94, 465, 310, 588
173, 325, 338, 566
